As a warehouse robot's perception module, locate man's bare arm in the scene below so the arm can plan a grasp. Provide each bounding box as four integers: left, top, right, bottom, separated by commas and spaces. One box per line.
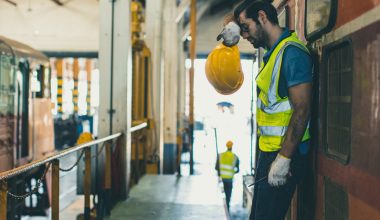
279, 83, 312, 158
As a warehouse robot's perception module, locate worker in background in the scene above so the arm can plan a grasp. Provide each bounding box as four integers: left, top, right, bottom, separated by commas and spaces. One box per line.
217, 1, 313, 219
215, 140, 240, 211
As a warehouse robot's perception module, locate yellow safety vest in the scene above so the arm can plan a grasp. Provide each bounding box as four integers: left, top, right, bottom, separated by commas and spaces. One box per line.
219, 151, 237, 179
256, 32, 311, 152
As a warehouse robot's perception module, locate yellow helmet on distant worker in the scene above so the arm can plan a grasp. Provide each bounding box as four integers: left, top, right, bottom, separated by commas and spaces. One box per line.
226, 140, 233, 149
205, 44, 244, 95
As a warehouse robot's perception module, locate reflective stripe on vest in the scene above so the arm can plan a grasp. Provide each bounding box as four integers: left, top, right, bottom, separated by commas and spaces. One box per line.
258, 123, 310, 137
219, 151, 236, 179
267, 42, 306, 107
220, 164, 235, 170
259, 125, 288, 136
220, 170, 235, 177
257, 98, 292, 114
256, 32, 311, 152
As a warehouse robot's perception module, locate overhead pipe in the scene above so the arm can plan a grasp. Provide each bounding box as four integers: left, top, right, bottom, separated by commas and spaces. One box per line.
4, 0, 17, 6
50, 0, 64, 6
109, 0, 116, 134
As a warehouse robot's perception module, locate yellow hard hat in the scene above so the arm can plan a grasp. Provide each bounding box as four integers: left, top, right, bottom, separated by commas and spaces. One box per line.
226, 140, 233, 149
205, 44, 244, 95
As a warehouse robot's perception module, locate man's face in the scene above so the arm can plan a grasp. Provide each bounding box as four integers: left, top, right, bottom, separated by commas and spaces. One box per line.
238, 11, 267, 48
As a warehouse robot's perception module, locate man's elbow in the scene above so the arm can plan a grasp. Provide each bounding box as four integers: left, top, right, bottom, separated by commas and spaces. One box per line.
292, 99, 312, 117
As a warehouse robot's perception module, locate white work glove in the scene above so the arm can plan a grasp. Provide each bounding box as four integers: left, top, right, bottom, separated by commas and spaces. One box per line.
268, 154, 291, 187
216, 21, 241, 47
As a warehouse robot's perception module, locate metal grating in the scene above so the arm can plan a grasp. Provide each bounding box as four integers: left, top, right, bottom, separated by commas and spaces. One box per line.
324, 178, 348, 220
326, 42, 352, 163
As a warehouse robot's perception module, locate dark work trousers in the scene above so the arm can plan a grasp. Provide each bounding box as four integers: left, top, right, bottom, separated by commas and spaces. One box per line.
222, 179, 233, 210
250, 150, 306, 220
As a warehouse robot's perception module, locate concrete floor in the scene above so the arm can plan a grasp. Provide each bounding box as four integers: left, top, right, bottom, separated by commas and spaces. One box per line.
228, 175, 250, 220
22, 173, 248, 220
105, 175, 228, 220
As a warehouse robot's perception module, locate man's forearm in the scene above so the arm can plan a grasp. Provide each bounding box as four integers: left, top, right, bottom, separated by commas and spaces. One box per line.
280, 104, 310, 158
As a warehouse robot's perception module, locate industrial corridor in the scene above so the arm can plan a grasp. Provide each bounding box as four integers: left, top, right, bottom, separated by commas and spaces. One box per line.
0, 0, 380, 220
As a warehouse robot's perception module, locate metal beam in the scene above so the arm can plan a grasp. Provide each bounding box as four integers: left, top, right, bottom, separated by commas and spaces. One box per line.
181, 0, 216, 41
52, 0, 71, 6
51, 0, 64, 6
3, 0, 17, 6
175, 0, 190, 23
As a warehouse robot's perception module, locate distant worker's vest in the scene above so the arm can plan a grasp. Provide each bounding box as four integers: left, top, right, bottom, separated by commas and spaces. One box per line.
256, 32, 311, 152
219, 151, 237, 179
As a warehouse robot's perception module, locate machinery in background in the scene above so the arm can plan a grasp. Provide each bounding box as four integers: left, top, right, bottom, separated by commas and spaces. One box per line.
53, 115, 79, 150
0, 36, 55, 219
50, 57, 96, 150
130, 1, 157, 185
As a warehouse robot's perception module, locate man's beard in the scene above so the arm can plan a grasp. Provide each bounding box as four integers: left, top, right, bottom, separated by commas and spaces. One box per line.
249, 24, 268, 48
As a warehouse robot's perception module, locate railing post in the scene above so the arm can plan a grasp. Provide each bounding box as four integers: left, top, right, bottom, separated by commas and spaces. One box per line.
52, 160, 60, 220
84, 148, 92, 220
135, 140, 140, 182
0, 180, 7, 220
105, 141, 112, 215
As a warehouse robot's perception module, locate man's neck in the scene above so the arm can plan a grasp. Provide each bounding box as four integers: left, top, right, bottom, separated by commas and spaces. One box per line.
267, 26, 284, 49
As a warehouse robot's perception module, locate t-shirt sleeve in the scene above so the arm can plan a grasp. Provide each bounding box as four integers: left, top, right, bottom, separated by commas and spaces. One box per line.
282, 46, 313, 88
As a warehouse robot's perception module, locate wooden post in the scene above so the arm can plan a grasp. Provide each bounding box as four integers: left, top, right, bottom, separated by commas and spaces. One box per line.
176, 133, 183, 175
105, 142, 112, 215
0, 180, 7, 220
84, 148, 91, 220
52, 160, 60, 220
105, 142, 112, 190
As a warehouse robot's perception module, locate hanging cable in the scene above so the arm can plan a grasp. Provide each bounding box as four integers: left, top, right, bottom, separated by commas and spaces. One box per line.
248, 176, 267, 187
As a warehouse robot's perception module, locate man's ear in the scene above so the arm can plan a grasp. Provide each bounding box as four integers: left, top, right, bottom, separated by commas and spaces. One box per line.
257, 10, 266, 25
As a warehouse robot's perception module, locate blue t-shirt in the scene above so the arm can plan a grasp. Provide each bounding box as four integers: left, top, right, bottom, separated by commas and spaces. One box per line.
262, 28, 312, 97
261, 28, 312, 154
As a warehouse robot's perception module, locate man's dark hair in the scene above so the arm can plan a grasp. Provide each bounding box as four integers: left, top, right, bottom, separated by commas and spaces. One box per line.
233, 0, 253, 21
234, 1, 279, 25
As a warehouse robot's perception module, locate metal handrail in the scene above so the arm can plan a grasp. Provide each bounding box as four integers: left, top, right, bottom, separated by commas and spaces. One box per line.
0, 132, 124, 220
0, 132, 123, 181
131, 122, 148, 133
0, 121, 148, 180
